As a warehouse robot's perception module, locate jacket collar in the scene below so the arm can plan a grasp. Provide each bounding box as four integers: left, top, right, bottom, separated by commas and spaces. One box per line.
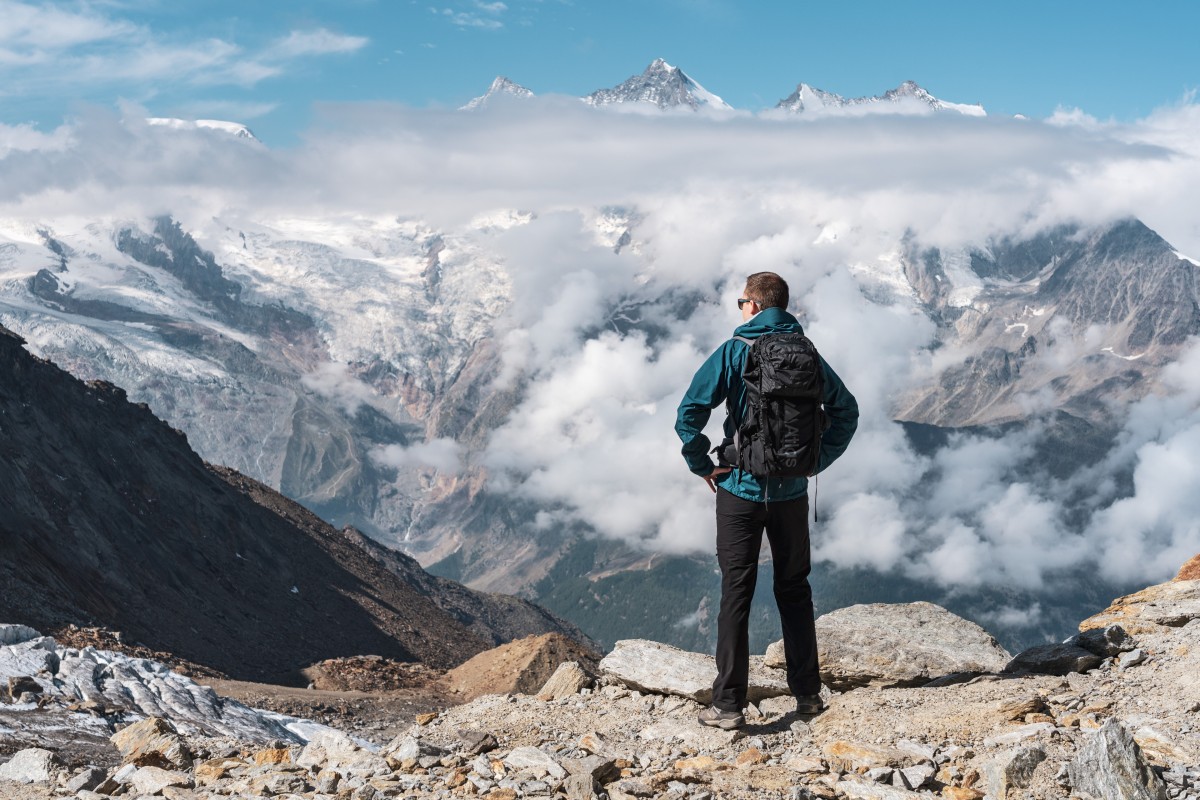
733, 306, 803, 338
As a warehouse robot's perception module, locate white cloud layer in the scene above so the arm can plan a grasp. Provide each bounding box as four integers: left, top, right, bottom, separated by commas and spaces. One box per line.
1, 96, 1199, 598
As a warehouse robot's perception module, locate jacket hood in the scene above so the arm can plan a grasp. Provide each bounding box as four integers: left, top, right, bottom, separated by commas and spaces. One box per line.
732, 306, 804, 339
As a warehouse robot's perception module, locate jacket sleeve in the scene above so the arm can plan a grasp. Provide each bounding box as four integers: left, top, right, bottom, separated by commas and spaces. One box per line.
675, 343, 732, 476
815, 357, 858, 473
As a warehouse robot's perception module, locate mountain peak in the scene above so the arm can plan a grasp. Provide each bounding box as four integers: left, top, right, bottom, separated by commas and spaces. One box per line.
584, 58, 731, 111
461, 76, 535, 110
146, 118, 259, 141
776, 80, 985, 117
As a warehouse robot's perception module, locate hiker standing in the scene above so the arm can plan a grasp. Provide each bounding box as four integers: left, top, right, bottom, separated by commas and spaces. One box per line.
675, 272, 858, 729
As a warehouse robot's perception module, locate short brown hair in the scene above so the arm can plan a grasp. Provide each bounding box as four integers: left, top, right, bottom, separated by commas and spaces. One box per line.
744, 272, 789, 310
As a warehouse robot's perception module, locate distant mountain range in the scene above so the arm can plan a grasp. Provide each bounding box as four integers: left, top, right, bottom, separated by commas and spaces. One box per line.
463, 58, 984, 115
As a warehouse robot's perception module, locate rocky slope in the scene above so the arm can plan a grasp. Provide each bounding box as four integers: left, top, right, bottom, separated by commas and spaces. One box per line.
0, 325, 587, 682
2, 560, 1198, 799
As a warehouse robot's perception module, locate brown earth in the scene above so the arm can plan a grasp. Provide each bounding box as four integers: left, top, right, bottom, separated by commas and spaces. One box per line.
300, 655, 443, 692
1175, 553, 1200, 581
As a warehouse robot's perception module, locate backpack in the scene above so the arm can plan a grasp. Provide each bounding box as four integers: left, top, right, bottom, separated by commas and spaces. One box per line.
718, 332, 827, 478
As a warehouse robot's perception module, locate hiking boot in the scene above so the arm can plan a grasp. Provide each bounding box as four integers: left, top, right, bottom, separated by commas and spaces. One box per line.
697, 705, 744, 729
794, 694, 825, 715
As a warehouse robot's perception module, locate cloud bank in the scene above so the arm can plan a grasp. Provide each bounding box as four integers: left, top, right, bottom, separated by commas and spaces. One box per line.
1, 97, 1199, 602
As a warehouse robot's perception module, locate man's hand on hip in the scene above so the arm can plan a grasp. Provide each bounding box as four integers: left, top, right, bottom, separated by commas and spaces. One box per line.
703, 467, 732, 493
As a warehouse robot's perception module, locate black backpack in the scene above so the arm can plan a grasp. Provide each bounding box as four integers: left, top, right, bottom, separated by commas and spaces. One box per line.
717, 333, 827, 478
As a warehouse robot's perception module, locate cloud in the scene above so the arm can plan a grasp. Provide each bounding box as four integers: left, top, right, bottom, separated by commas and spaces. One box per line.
373, 439, 465, 474
301, 362, 378, 414
269, 29, 369, 58
434, 1, 507, 28
0, 4, 368, 106
0, 95, 1199, 600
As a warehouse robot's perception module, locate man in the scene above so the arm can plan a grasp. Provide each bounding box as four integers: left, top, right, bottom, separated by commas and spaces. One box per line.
675, 272, 858, 729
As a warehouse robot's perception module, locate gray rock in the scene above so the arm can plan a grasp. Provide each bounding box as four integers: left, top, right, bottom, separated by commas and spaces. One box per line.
63, 766, 107, 793
129, 766, 192, 796
865, 767, 893, 782
504, 746, 567, 780
314, 768, 341, 793
382, 734, 447, 770
895, 764, 935, 789
834, 778, 928, 799
1068, 718, 1167, 800
300, 730, 388, 776
600, 640, 789, 703
611, 777, 655, 798
563, 754, 619, 783
0, 624, 41, 645
456, 728, 498, 754
981, 746, 1046, 799
983, 722, 1055, 747
563, 771, 598, 800
0, 747, 64, 783
1119, 648, 1148, 669
1069, 625, 1136, 657
539, 661, 593, 699
768, 602, 1010, 690
1003, 643, 1102, 675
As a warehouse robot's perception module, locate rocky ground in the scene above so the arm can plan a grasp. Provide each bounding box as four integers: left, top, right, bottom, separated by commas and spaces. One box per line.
2, 562, 1199, 799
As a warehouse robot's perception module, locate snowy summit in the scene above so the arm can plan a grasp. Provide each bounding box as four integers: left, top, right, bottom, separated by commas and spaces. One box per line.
146, 118, 260, 140
461, 76, 535, 110
584, 58, 731, 111
777, 80, 985, 116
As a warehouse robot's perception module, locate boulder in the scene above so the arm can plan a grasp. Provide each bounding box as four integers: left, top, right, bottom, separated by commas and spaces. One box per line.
1067, 625, 1136, 657
63, 766, 107, 793
130, 766, 193, 796
1003, 643, 1102, 675
600, 639, 788, 704
110, 717, 193, 769
1067, 718, 1167, 800
301, 729, 388, 776
537, 660, 593, 700
503, 746, 567, 780
1080, 579, 1200, 634
0, 747, 65, 783
980, 746, 1046, 799
769, 602, 1009, 690
445, 633, 600, 701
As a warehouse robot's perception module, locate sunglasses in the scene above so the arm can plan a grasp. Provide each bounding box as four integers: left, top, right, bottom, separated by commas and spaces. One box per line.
737, 298, 754, 309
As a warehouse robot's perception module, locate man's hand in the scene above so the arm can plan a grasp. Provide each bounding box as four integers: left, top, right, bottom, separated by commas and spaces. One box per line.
703, 466, 732, 493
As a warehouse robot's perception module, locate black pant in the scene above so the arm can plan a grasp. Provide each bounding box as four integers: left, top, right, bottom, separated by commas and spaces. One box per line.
712, 487, 820, 711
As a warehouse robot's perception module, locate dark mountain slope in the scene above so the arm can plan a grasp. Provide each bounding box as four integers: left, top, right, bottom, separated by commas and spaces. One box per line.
0, 327, 584, 682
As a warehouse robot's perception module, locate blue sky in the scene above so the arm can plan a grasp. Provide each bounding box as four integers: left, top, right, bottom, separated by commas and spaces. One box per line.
1, 0, 1197, 145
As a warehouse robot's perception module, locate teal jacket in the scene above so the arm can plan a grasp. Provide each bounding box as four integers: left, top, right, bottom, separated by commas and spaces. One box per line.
675, 307, 859, 502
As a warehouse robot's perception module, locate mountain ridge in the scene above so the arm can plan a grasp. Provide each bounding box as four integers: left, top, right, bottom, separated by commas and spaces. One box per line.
0, 324, 589, 683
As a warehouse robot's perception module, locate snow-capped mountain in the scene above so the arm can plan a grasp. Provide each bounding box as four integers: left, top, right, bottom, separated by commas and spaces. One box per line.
584, 58, 731, 111
461, 76, 535, 110
776, 80, 986, 116
146, 118, 260, 140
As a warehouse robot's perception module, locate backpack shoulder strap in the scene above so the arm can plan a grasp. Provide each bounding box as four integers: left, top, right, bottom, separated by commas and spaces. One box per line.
731, 335, 754, 346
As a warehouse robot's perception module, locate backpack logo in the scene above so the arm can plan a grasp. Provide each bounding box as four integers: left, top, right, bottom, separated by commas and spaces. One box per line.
722, 333, 827, 478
